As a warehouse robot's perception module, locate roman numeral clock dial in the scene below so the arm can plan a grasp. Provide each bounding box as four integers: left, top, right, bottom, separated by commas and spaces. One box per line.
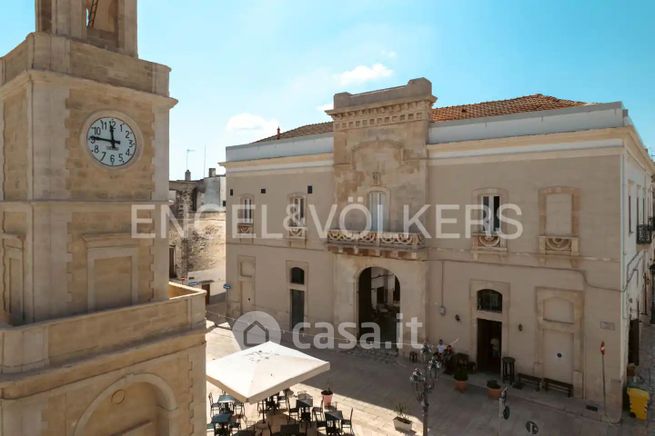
86, 117, 138, 167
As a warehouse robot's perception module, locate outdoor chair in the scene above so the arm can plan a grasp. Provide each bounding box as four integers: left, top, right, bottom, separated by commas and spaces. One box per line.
287, 403, 299, 422
311, 399, 323, 416
341, 408, 353, 434
312, 408, 327, 433
208, 392, 221, 414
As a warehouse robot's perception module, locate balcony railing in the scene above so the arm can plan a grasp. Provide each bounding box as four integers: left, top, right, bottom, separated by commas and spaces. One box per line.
637, 224, 652, 245
649, 217, 655, 232
537, 235, 580, 256
471, 232, 507, 252
237, 222, 254, 237
287, 226, 307, 240
326, 229, 425, 259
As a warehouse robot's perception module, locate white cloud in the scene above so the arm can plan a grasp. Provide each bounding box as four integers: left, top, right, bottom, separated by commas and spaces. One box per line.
336, 63, 393, 86
226, 113, 278, 135
381, 49, 397, 59
316, 103, 333, 112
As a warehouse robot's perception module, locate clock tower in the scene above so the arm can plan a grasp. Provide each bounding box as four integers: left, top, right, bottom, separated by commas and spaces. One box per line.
0, 1, 206, 435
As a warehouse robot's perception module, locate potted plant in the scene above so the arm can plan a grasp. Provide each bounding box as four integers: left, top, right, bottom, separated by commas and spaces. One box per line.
321, 383, 334, 408
487, 379, 502, 399
454, 367, 468, 392
393, 402, 413, 433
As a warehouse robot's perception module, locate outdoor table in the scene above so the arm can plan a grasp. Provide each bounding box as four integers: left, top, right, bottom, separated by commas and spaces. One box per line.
296, 397, 313, 411
325, 410, 343, 435
211, 412, 233, 426
218, 394, 236, 405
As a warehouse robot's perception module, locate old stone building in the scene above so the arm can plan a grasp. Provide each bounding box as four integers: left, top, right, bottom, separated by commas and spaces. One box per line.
0, 1, 206, 435
224, 78, 655, 421
169, 169, 226, 304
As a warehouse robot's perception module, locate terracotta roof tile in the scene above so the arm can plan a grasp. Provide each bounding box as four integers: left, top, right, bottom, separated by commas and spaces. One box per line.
431, 94, 586, 122
253, 94, 587, 143
253, 122, 333, 143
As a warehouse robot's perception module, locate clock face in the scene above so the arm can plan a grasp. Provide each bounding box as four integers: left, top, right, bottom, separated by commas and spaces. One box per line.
86, 117, 138, 167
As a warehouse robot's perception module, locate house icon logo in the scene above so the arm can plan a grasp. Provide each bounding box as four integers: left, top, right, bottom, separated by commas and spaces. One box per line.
233, 311, 281, 349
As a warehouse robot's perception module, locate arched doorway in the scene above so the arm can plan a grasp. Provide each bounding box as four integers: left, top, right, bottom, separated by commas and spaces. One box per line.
358, 267, 400, 348
74, 374, 177, 436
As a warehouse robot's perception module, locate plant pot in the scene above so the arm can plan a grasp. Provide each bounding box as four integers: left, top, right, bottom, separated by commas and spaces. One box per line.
321, 392, 333, 408
487, 387, 502, 399
455, 379, 468, 392
393, 416, 413, 433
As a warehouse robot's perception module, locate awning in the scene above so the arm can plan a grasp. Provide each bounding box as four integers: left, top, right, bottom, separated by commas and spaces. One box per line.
206, 341, 330, 404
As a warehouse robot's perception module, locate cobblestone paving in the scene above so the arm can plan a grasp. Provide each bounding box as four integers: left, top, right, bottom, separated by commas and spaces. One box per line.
206, 323, 652, 435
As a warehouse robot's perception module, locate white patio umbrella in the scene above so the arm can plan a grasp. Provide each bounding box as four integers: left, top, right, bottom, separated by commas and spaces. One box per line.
206, 341, 330, 404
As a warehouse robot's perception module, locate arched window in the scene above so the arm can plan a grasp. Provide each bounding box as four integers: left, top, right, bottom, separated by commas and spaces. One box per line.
290, 267, 305, 285
477, 289, 502, 312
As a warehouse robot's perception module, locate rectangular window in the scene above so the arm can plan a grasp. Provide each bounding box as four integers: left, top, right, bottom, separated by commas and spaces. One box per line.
289, 196, 305, 227
368, 191, 387, 232
482, 195, 501, 234
243, 198, 253, 223
629, 195, 632, 233
637, 198, 640, 226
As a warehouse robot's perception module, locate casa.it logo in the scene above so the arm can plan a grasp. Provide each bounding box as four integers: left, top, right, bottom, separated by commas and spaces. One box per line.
233, 311, 282, 349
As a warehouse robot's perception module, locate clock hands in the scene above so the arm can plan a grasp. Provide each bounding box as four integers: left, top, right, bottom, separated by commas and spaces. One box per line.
109, 124, 118, 150
89, 127, 121, 150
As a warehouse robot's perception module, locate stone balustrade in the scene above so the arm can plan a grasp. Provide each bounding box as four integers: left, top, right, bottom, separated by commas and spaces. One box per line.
326, 229, 425, 259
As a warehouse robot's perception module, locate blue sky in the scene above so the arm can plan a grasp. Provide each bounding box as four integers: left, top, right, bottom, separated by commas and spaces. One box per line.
1, 1, 654, 179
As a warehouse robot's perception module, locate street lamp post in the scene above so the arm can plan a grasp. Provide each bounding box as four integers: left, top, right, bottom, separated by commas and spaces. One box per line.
410, 344, 442, 435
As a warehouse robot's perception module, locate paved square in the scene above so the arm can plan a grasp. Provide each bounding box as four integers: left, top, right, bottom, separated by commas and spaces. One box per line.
206, 320, 651, 435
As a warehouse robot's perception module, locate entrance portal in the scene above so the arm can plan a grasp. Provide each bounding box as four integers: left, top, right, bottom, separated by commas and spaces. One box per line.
477, 318, 502, 373
358, 267, 400, 347
629, 318, 640, 366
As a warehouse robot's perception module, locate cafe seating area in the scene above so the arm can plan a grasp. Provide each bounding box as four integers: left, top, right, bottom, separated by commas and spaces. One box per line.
208, 389, 354, 435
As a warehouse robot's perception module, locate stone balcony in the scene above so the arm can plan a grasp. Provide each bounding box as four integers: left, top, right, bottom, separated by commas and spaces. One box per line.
0, 283, 205, 375
537, 235, 580, 257
326, 229, 426, 260
287, 226, 307, 240
471, 232, 508, 259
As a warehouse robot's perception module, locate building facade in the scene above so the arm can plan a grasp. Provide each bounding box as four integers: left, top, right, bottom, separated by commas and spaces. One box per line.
0, 1, 206, 434
224, 78, 655, 421
169, 168, 226, 303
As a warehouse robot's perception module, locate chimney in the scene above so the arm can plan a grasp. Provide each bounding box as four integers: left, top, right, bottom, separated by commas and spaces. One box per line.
184, 170, 191, 181
208, 168, 217, 178
276, 127, 281, 140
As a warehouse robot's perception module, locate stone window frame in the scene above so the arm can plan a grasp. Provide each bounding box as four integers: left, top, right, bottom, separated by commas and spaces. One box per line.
627, 181, 634, 234
471, 188, 509, 234
537, 187, 580, 257
286, 260, 309, 328
535, 287, 584, 398
468, 279, 510, 367
538, 186, 579, 236
470, 188, 509, 254
363, 186, 391, 232
287, 192, 307, 228
83, 233, 139, 312
239, 194, 255, 224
